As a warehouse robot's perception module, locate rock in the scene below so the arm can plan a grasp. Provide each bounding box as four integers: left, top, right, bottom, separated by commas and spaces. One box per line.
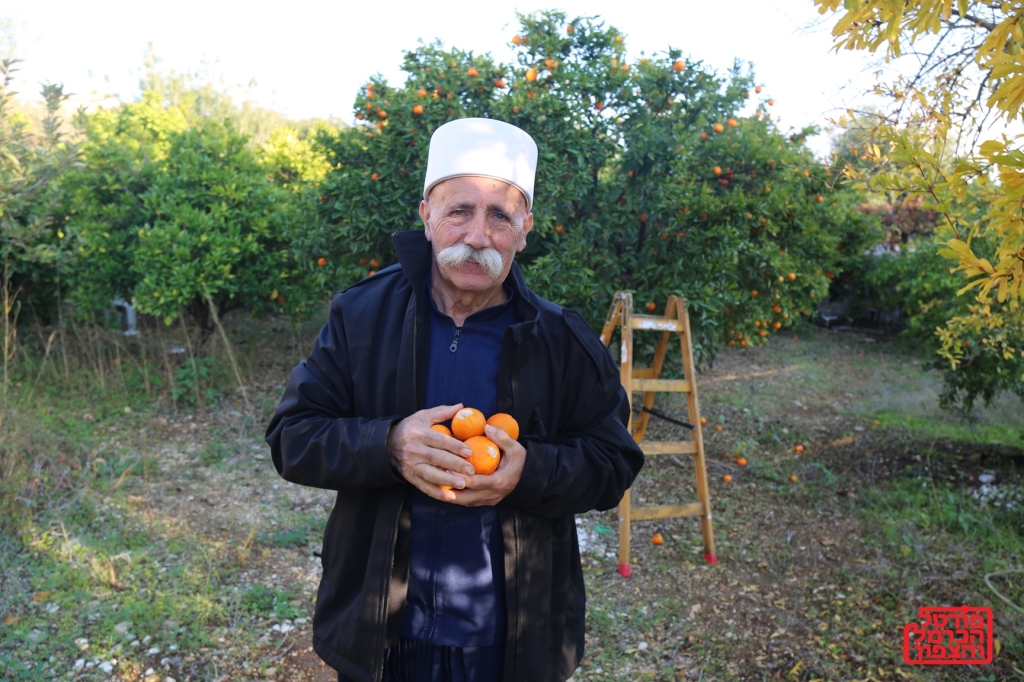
264, 667, 277, 678
26, 630, 46, 644
979, 474, 995, 484
146, 646, 161, 655
98, 662, 114, 673
124, 406, 133, 414
638, 641, 648, 650
114, 621, 132, 636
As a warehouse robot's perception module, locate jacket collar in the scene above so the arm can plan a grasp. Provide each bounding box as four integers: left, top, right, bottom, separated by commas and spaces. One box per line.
391, 230, 540, 333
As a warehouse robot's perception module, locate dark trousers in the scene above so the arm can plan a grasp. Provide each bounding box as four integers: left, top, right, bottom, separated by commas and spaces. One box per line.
339, 637, 504, 682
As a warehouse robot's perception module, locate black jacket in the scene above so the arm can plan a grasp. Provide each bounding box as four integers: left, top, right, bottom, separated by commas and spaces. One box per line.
266, 231, 644, 682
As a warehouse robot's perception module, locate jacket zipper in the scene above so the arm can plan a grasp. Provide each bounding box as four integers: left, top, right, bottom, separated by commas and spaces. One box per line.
449, 326, 462, 353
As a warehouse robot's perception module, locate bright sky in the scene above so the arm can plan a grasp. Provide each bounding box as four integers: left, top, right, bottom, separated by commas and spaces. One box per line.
3, 0, 892, 158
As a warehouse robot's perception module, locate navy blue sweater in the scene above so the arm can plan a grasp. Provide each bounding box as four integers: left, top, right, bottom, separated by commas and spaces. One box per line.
399, 281, 518, 647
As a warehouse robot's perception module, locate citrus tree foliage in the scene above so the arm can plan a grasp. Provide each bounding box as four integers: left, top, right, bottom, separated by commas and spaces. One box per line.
62, 92, 323, 333
60, 92, 189, 313
0, 59, 79, 322
816, 0, 1024, 396
314, 10, 874, 357
128, 121, 315, 333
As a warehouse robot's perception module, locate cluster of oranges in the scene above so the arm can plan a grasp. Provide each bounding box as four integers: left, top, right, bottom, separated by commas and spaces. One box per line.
431, 408, 519, 476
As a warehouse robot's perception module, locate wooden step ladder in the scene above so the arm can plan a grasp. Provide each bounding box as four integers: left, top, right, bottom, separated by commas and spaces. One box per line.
599, 292, 716, 576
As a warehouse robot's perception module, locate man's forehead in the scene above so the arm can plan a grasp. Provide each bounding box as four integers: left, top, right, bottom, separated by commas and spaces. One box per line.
430, 177, 528, 211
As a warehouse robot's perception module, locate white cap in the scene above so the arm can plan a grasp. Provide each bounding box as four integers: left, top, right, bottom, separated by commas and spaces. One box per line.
423, 118, 538, 211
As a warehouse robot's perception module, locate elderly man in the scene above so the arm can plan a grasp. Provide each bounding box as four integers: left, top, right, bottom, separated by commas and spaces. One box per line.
266, 118, 644, 682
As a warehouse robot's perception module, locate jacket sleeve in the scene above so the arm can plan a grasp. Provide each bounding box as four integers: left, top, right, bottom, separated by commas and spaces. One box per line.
503, 310, 644, 518
265, 295, 405, 492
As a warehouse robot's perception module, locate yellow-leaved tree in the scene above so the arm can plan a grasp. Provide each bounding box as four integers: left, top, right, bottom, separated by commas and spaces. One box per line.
815, 0, 1024, 406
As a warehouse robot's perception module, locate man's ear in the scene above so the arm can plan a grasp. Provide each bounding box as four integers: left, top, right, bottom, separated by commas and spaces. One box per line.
419, 200, 432, 242
517, 213, 534, 252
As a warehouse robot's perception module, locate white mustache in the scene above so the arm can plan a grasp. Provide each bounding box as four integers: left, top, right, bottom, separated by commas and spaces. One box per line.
436, 243, 505, 279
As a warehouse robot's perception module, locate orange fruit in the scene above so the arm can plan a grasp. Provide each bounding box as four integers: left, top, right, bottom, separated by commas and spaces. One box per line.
452, 408, 486, 441
767, 99, 775, 106
652, 533, 664, 545
816, 195, 824, 203
751, 289, 759, 298
367, 270, 376, 276
700, 132, 708, 141
356, 113, 364, 120
377, 110, 387, 119
755, 85, 762, 94
672, 60, 685, 72
417, 88, 427, 98
369, 259, 379, 268
545, 58, 555, 70
772, 322, 782, 330
639, 213, 648, 222
567, 25, 574, 34
511, 35, 523, 45
699, 417, 707, 426
727, 118, 738, 127
431, 423, 452, 436
758, 330, 767, 337
787, 272, 796, 281
790, 475, 798, 483
714, 424, 723, 432
495, 78, 505, 88
713, 165, 722, 176
412, 104, 424, 115
467, 67, 478, 77
739, 340, 747, 348
803, 170, 810, 178
277, 295, 286, 304
713, 123, 724, 133
555, 225, 564, 233
526, 68, 537, 82
465, 435, 501, 475
795, 444, 804, 453
371, 173, 380, 181
722, 474, 733, 482
359, 258, 368, 266
595, 101, 604, 111
646, 301, 656, 312
736, 457, 747, 467
486, 413, 520, 440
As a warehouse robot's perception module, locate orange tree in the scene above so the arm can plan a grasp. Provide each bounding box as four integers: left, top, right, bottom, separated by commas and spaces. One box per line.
62, 109, 319, 338
313, 11, 876, 358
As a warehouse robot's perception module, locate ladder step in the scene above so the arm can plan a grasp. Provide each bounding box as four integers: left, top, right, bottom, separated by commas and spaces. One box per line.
631, 378, 691, 393
639, 440, 697, 455
631, 315, 684, 332
631, 502, 705, 521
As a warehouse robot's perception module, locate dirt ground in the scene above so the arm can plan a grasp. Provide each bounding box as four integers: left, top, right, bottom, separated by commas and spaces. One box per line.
7, 325, 1020, 681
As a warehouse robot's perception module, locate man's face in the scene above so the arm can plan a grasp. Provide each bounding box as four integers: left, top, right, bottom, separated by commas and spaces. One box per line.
419, 176, 534, 294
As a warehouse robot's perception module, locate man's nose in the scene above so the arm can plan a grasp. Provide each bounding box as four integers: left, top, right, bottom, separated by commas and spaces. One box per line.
463, 211, 490, 248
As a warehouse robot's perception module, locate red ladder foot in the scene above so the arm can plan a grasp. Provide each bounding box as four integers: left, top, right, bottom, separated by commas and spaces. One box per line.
617, 563, 631, 577
703, 553, 717, 566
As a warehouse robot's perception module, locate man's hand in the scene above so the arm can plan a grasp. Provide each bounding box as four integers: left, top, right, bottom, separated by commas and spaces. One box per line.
450, 423, 526, 507
387, 404, 475, 502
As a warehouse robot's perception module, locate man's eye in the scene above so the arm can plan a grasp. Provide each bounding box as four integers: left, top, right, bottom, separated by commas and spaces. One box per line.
494, 213, 509, 221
